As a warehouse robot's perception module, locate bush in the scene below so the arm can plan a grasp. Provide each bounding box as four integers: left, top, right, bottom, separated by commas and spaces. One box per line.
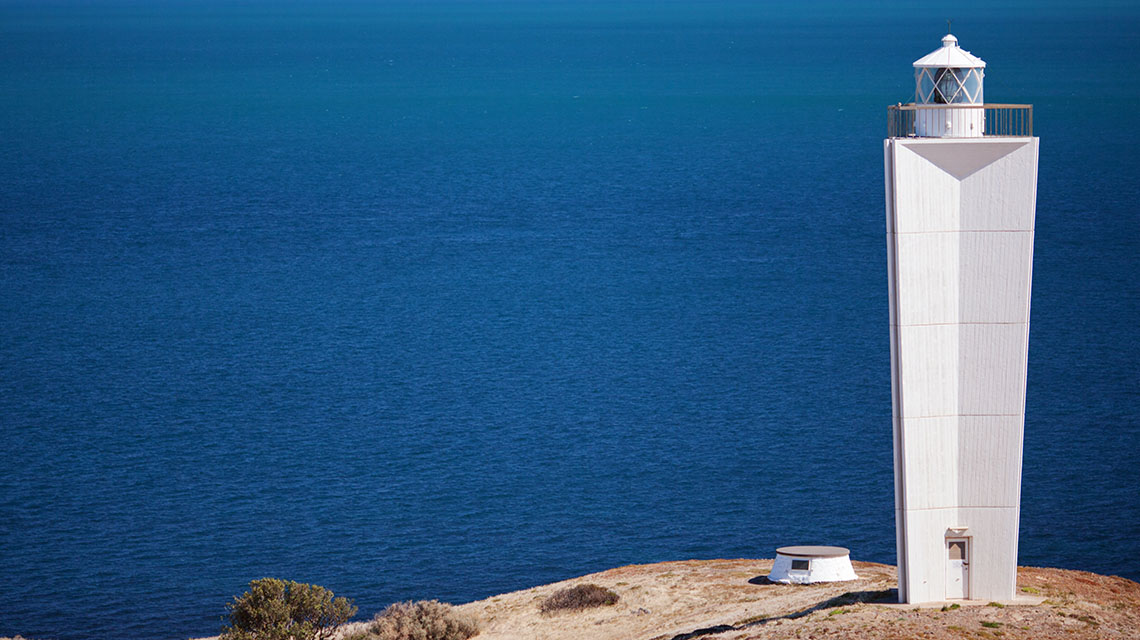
539, 583, 620, 613
359, 600, 479, 640
221, 578, 357, 640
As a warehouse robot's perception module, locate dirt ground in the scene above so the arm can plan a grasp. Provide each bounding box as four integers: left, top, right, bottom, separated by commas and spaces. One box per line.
437, 559, 1140, 640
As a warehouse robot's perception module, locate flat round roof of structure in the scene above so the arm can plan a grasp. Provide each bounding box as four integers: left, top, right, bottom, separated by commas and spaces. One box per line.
775, 545, 850, 558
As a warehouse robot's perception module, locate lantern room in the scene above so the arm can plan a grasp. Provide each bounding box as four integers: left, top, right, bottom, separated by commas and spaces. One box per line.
912, 34, 986, 137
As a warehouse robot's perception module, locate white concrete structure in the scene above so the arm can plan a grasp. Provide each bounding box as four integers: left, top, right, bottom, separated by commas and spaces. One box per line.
884, 35, 1039, 604
768, 546, 857, 584
913, 34, 986, 138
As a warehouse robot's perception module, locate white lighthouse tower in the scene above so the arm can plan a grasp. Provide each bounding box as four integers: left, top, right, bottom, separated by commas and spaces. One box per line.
884, 34, 1038, 604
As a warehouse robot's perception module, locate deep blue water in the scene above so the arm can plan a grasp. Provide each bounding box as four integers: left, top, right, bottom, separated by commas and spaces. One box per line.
1, 2, 1138, 639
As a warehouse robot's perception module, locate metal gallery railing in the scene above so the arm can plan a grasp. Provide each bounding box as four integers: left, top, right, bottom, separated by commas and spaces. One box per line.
887, 103, 1033, 138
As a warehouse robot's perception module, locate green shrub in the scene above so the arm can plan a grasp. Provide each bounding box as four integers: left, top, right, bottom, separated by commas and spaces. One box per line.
539, 583, 620, 613
362, 600, 479, 640
221, 578, 357, 640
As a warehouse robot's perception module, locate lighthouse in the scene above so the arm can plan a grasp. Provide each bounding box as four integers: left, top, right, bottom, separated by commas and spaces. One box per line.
884, 34, 1038, 604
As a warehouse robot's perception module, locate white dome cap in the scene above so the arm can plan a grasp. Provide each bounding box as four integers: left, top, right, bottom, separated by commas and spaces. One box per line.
913, 33, 986, 68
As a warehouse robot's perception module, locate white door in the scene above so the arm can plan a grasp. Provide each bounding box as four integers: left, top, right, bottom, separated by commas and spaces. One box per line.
946, 538, 969, 600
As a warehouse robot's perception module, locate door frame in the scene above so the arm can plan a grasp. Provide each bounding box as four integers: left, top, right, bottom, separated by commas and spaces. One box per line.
946, 536, 971, 600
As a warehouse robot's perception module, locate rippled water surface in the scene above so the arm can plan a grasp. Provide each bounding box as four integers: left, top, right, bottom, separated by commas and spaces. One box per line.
1, 2, 1138, 638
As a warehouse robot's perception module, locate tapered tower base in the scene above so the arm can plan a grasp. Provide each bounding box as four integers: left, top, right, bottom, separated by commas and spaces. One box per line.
884, 136, 1039, 604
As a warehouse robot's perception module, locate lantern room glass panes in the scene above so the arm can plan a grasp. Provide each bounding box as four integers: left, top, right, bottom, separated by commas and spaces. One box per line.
919, 72, 937, 104
960, 70, 981, 102
915, 67, 983, 104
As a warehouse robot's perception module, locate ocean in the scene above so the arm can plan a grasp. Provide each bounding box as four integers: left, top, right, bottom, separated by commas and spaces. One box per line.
1, 1, 1137, 638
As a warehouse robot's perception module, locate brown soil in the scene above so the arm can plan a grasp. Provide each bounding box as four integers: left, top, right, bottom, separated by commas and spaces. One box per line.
444, 559, 1140, 640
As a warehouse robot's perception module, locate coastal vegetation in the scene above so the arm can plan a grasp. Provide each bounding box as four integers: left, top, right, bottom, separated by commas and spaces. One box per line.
539, 583, 620, 613
220, 578, 356, 640
345, 600, 479, 640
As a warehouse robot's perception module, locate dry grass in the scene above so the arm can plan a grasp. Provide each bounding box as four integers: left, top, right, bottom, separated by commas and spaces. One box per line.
347, 600, 478, 640
539, 583, 620, 614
